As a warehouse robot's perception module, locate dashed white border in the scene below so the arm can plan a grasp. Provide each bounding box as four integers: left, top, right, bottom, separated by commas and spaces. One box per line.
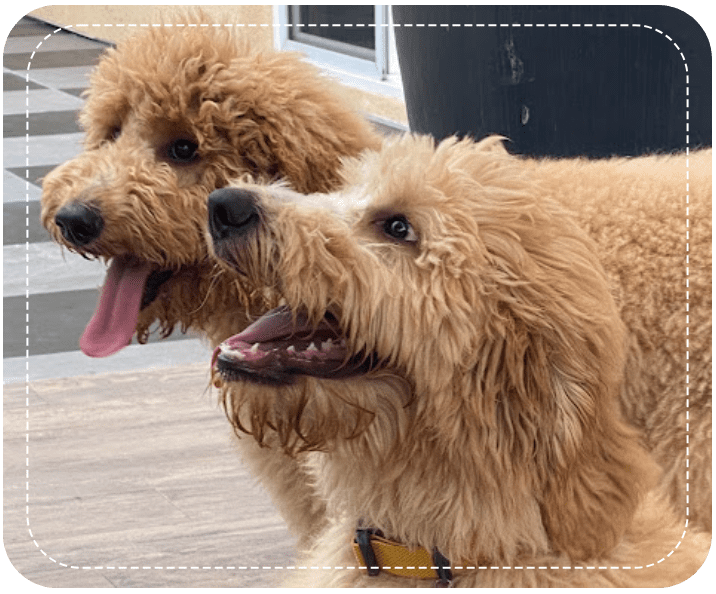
23, 21, 694, 576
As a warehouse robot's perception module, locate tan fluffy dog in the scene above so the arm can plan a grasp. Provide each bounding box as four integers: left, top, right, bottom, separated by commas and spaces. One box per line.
40, 23, 379, 545
208, 136, 710, 586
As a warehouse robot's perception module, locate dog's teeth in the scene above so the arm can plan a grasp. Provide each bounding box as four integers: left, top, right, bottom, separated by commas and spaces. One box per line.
222, 346, 247, 361
287, 345, 296, 353
322, 339, 333, 351
225, 348, 246, 361
250, 342, 260, 354
306, 342, 318, 352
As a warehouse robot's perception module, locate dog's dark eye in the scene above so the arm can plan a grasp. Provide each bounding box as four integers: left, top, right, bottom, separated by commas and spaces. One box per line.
109, 126, 121, 141
167, 138, 199, 164
382, 215, 417, 243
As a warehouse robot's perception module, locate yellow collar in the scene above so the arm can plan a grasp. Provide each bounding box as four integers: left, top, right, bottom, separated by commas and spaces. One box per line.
352, 528, 454, 586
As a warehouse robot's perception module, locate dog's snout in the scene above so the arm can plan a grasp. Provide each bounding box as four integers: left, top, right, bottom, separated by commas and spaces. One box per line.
54, 202, 104, 246
208, 187, 260, 241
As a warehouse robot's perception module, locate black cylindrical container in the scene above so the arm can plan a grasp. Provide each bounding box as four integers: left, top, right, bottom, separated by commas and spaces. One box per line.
393, 6, 711, 157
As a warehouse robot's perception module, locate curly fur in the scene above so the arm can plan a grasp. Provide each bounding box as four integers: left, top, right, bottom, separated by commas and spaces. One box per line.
40, 20, 380, 547
210, 135, 710, 586
524, 152, 712, 533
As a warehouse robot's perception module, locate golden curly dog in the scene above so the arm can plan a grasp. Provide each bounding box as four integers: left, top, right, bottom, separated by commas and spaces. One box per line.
39, 22, 379, 546
208, 135, 710, 586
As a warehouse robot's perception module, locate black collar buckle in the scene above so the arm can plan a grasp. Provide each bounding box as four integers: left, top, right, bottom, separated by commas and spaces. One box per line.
355, 527, 382, 576
432, 547, 454, 587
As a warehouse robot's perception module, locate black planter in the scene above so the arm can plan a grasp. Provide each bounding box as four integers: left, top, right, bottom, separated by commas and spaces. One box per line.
393, 6, 711, 157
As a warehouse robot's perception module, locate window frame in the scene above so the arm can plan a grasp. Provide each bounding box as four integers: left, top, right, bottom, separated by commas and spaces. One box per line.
273, 5, 403, 99
288, 5, 377, 61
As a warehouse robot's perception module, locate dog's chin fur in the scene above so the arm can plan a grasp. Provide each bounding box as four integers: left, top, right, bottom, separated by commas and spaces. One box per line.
213, 135, 711, 587
220, 373, 412, 455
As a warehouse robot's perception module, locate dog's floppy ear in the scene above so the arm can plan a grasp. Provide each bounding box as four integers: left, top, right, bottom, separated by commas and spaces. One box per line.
479, 193, 658, 561
536, 354, 658, 560
526, 264, 657, 561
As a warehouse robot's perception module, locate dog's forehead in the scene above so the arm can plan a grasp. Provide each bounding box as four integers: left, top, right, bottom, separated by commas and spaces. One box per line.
342, 137, 479, 213
356, 136, 528, 225
272, 184, 370, 217
94, 28, 238, 103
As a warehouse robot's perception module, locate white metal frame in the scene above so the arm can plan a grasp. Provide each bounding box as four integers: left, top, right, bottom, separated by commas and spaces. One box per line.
274, 5, 403, 100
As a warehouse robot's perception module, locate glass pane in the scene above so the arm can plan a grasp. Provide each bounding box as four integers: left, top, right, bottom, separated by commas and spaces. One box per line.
296, 6, 375, 51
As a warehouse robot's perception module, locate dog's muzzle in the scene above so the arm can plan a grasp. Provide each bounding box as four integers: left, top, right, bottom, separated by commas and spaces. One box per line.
207, 187, 260, 242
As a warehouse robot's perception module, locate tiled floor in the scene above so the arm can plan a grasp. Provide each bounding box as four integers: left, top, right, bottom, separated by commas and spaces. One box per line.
3, 17, 213, 385
4, 365, 298, 588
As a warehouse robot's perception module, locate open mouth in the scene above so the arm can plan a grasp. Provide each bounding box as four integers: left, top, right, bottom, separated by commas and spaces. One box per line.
212, 306, 373, 385
142, 268, 174, 309
79, 256, 173, 358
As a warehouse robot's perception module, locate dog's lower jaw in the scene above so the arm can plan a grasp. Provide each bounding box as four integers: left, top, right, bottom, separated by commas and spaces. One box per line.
212, 306, 382, 387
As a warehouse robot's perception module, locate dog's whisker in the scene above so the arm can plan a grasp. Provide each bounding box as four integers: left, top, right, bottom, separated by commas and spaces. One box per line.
191, 281, 218, 317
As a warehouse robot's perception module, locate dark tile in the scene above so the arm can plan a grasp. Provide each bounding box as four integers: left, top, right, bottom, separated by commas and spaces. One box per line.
7, 165, 61, 189
5, 17, 58, 38
3, 110, 81, 138
4, 291, 191, 357
3, 201, 50, 245
3, 71, 45, 91
62, 88, 88, 98
4, 290, 95, 356
3, 48, 106, 70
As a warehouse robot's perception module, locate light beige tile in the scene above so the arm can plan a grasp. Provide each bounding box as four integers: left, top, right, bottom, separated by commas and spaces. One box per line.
4, 365, 296, 587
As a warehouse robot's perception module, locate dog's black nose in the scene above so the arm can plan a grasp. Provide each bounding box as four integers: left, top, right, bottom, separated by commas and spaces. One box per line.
208, 187, 260, 241
54, 202, 104, 246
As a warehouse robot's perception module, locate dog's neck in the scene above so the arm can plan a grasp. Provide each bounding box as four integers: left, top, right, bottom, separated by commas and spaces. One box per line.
310, 382, 650, 567
311, 426, 552, 566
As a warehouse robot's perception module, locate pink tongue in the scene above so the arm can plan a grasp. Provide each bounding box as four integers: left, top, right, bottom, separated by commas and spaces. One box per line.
79, 258, 152, 357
